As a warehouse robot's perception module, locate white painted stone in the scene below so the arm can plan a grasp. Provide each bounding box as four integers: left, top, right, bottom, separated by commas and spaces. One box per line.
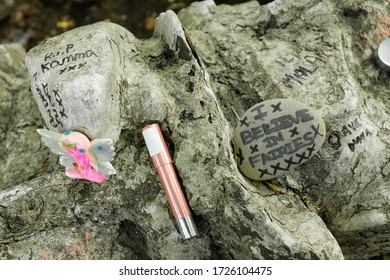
233, 99, 326, 180
25, 22, 126, 143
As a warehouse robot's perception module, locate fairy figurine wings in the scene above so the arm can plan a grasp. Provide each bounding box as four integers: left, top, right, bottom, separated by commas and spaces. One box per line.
37, 129, 116, 183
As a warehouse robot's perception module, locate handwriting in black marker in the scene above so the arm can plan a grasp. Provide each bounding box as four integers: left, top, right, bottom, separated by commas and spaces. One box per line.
289, 127, 299, 137
240, 116, 249, 127
284, 156, 295, 169
78, 62, 87, 69
250, 145, 259, 154
307, 143, 316, 157
327, 117, 370, 152
41, 49, 98, 73
47, 109, 57, 128
271, 102, 282, 112
35, 84, 48, 108
251, 104, 267, 121
295, 151, 309, 164
270, 162, 289, 175
311, 124, 323, 138
53, 89, 68, 119
258, 168, 271, 177
42, 83, 55, 107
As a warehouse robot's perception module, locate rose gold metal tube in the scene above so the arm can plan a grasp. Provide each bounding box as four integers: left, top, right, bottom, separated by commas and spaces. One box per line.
142, 123, 198, 239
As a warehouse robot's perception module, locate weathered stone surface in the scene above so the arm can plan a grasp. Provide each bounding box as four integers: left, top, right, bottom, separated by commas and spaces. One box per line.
233, 99, 326, 180
25, 22, 125, 143
2, 0, 389, 260
0, 44, 46, 190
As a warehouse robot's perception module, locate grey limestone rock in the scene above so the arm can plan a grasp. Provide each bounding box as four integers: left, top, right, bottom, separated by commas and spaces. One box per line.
0, 44, 46, 190
1, 0, 388, 260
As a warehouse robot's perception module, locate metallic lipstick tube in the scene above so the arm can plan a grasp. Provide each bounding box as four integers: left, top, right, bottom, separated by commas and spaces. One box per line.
142, 123, 198, 239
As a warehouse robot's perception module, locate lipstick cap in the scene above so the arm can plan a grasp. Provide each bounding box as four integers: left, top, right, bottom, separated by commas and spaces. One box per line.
142, 124, 172, 161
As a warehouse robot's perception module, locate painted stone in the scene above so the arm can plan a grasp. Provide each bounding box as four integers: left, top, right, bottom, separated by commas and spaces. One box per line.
24, 22, 125, 143
233, 99, 326, 180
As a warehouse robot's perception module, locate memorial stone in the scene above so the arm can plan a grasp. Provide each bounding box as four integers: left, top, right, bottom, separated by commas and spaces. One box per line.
233, 99, 326, 180
25, 22, 124, 143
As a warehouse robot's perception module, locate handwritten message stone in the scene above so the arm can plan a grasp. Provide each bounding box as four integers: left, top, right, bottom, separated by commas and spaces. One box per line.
25, 22, 126, 143
233, 99, 326, 180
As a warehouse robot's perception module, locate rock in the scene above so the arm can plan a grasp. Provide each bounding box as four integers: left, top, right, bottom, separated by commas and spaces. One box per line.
233, 99, 326, 181
3, 0, 389, 260
0, 43, 46, 190
25, 22, 124, 143
1, 11, 343, 260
